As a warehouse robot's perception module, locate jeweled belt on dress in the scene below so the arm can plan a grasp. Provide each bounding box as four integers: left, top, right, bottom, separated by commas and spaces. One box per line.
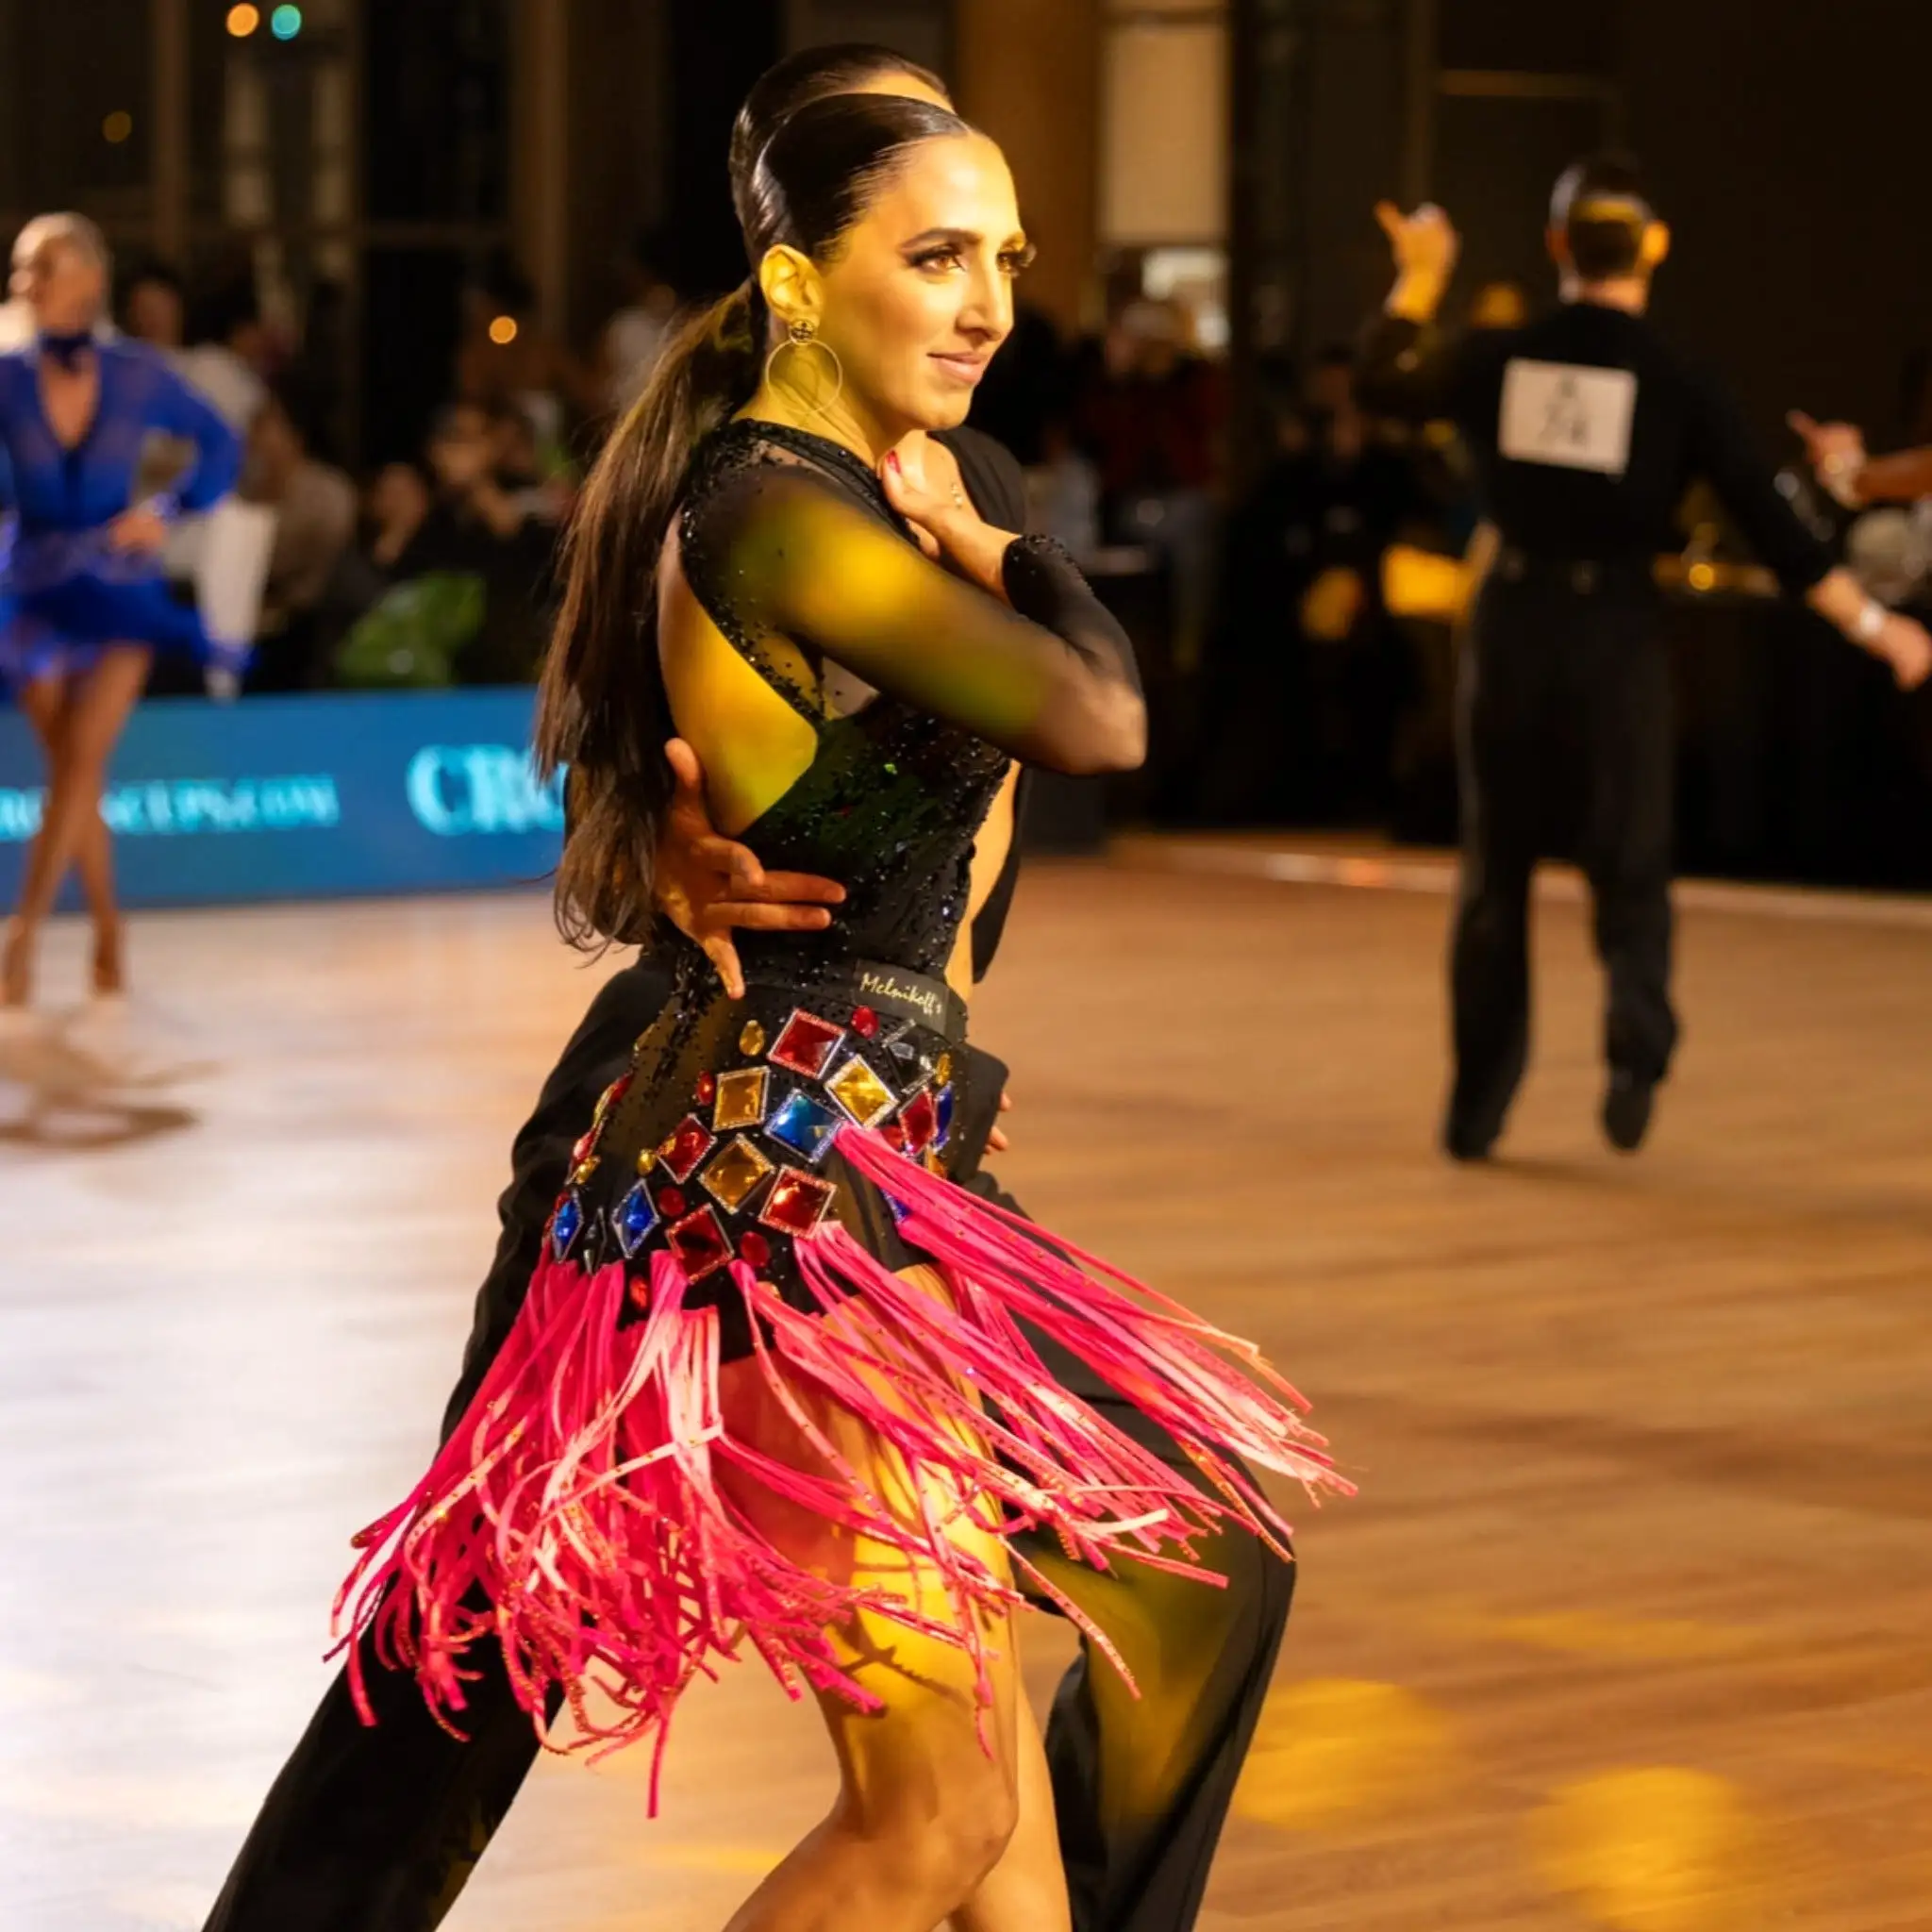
565, 956, 974, 1286
744, 958, 969, 1044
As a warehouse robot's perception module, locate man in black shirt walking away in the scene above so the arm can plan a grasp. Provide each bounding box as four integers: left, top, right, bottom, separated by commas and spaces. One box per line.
1357, 154, 1932, 1161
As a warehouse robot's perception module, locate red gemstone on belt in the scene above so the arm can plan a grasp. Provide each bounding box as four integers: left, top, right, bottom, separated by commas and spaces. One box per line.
770, 1009, 845, 1079
667, 1207, 733, 1282
739, 1230, 772, 1270
661, 1114, 717, 1183
899, 1088, 940, 1155
694, 1072, 717, 1106
852, 1006, 879, 1038
759, 1168, 838, 1237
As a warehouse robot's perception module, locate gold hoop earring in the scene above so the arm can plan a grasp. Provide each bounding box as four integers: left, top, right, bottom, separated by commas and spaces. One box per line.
764, 319, 845, 421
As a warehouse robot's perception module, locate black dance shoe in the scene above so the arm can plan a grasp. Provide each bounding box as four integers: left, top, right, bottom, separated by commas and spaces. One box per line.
1601, 1071, 1657, 1154
1441, 1111, 1500, 1163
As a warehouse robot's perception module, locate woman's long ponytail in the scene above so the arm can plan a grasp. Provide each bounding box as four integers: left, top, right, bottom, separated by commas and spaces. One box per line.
534, 84, 967, 952
533, 281, 765, 948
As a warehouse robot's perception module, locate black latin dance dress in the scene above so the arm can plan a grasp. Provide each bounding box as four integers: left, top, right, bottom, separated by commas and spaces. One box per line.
335, 420, 1346, 1794
204, 433, 1302, 1932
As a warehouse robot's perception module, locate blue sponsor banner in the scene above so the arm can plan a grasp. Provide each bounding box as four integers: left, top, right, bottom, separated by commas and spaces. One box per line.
0, 689, 562, 908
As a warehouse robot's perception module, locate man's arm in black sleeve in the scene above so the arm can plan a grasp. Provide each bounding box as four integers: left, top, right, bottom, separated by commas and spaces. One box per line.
1687, 372, 1835, 595
1356, 313, 1470, 425
941, 424, 1127, 981
942, 425, 1037, 981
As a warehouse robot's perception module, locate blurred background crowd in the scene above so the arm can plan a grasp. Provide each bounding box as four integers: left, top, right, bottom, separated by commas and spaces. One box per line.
8, 0, 1932, 887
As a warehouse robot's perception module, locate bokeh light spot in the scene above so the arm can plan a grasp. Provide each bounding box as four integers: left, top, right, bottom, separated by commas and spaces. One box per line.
225, 3, 260, 35
488, 314, 520, 346
1530, 1767, 1768, 1932
1233, 1678, 1457, 1833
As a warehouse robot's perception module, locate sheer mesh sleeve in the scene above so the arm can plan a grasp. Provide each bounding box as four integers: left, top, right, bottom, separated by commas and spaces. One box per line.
1356, 314, 1465, 424
686, 458, 1144, 776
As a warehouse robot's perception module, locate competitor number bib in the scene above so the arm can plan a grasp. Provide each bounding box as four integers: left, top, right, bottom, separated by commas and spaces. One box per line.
1498, 358, 1638, 475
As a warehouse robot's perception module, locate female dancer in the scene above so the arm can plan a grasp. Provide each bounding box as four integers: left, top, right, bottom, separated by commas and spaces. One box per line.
208, 57, 1296, 1932
334, 95, 1341, 1930
0, 213, 242, 1010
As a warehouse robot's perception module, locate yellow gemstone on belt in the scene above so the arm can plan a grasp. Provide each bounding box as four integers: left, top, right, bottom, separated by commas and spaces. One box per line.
636, 1147, 658, 1176
935, 1051, 955, 1086
740, 1020, 767, 1058
714, 1065, 769, 1131
701, 1136, 774, 1213
825, 1056, 896, 1129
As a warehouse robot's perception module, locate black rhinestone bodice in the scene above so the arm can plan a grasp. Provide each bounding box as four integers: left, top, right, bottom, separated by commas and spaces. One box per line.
561, 420, 1011, 1353
675, 419, 1010, 984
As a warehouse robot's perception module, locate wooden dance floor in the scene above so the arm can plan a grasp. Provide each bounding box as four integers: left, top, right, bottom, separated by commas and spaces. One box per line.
5, 841, 1931, 1931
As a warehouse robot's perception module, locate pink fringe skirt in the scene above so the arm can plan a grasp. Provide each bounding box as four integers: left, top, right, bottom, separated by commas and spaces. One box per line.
333, 1125, 1348, 1805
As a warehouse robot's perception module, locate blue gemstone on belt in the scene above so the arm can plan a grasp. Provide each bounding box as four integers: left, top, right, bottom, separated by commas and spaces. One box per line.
611, 1181, 658, 1259
766, 1090, 843, 1164
551, 1191, 585, 1260
934, 1085, 955, 1148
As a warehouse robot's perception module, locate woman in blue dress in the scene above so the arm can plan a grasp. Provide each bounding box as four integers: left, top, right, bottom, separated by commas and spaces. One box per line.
0, 212, 242, 1011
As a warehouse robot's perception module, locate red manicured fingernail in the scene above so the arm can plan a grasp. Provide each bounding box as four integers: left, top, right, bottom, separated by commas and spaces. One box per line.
886, 451, 901, 474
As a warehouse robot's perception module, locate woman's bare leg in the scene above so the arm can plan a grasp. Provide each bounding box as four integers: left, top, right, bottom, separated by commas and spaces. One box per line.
714, 1266, 1069, 1932
13, 671, 125, 991
722, 1598, 1023, 1932
3, 673, 66, 1007
952, 1686, 1072, 1932
4, 645, 148, 1002
79, 806, 126, 996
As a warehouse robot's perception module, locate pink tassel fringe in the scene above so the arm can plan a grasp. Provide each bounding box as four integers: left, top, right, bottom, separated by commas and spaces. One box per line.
332, 1126, 1350, 1803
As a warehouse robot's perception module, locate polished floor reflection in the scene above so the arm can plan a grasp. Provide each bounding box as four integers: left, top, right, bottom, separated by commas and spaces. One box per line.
4, 853, 1930, 1931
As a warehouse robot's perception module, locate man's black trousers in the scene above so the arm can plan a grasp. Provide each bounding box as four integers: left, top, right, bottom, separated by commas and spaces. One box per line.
1447, 570, 1680, 1141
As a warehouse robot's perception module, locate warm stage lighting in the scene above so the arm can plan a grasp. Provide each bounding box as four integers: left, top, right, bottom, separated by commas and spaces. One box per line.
488, 314, 519, 346
226, 2, 260, 34
102, 110, 134, 144
270, 3, 303, 38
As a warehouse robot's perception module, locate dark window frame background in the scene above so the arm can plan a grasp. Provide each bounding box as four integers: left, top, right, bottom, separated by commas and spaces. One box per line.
0, 0, 158, 241
0, 0, 523, 471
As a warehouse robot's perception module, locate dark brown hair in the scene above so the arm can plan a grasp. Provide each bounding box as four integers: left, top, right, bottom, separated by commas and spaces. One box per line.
533, 86, 969, 949
729, 43, 949, 236
1551, 152, 1653, 283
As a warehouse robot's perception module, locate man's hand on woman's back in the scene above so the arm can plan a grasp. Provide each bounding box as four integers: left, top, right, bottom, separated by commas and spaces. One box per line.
652, 738, 846, 998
